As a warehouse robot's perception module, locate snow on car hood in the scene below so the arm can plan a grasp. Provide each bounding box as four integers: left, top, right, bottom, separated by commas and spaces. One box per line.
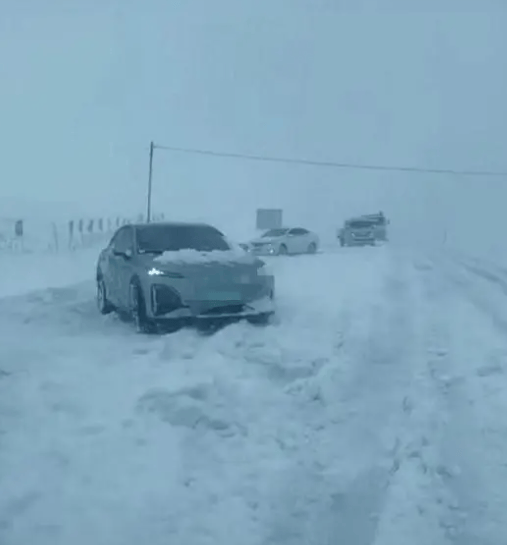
154, 248, 257, 266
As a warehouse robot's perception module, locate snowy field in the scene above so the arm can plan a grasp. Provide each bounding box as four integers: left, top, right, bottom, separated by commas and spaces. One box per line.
2, 244, 507, 544
0, 247, 107, 298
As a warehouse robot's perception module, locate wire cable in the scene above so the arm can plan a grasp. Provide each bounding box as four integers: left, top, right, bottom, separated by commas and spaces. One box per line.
153, 143, 507, 177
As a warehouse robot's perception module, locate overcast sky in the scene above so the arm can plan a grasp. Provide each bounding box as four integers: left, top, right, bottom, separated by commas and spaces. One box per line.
1, 0, 506, 245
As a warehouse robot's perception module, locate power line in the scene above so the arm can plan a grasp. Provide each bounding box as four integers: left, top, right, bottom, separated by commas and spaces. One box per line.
153, 143, 507, 178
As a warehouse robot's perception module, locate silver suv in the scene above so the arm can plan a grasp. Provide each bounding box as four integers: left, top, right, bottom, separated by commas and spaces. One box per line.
96, 221, 275, 333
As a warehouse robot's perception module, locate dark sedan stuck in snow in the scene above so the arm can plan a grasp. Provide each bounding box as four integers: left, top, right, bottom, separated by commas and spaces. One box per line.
96, 221, 275, 332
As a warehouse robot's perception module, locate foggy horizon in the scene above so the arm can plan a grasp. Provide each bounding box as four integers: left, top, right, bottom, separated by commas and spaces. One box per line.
1, 1, 506, 252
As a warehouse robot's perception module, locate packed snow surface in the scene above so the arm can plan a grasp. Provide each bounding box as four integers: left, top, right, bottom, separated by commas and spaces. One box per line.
1, 245, 507, 544
0, 246, 104, 297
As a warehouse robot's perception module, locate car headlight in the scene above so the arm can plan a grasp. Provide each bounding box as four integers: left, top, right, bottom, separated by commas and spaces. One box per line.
147, 267, 184, 279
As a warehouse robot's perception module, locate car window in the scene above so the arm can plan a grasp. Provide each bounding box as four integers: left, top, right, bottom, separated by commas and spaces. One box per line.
290, 228, 307, 235
262, 228, 288, 237
348, 220, 374, 229
108, 228, 124, 248
136, 224, 230, 253
361, 215, 385, 226
113, 227, 133, 252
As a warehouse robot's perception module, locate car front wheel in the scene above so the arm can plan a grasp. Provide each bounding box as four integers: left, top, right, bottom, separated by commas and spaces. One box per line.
247, 311, 274, 326
130, 282, 157, 334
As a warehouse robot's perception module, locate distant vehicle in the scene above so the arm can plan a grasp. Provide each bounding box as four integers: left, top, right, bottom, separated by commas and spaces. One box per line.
245, 227, 319, 256
96, 221, 275, 333
338, 218, 377, 247
359, 212, 389, 242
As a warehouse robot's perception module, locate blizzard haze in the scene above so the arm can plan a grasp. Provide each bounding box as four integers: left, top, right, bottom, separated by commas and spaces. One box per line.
5, 3, 507, 543
1, 1, 506, 249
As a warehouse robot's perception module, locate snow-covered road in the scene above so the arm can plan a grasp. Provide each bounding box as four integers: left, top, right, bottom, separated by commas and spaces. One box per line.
1, 246, 507, 544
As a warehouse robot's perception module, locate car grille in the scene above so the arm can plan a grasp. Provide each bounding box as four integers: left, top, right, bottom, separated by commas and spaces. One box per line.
196, 283, 263, 300
201, 304, 245, 315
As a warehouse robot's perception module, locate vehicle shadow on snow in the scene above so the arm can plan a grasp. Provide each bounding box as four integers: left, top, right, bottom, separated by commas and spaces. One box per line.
115, 309, 280, 336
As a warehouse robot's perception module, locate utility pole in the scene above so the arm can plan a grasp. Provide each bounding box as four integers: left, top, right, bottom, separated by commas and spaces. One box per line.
146, 141, 155, 223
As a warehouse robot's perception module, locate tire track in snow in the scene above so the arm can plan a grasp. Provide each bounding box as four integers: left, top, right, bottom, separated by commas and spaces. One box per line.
249, 251, 401, 544
253, 250, 452, 544
429, 255, 507, 544
357, 256, 456, 545
451, 254, 507, 297
373, 252, 507, 545
266, 252, 480, 545
441, 255, 507, 339
404, 259, 471, 542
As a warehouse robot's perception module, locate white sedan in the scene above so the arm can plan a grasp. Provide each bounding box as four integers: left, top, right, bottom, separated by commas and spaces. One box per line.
245, 227, 319, 256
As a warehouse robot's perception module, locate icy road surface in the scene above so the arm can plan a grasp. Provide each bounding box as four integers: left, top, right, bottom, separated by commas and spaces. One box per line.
1, 246, 507, 544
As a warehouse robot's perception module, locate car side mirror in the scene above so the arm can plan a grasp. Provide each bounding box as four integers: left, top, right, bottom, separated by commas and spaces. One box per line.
114, 248, 132, 259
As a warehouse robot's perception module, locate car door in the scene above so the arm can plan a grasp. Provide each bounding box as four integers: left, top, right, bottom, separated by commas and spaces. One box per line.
296, 228, 313, 250
285, 229, 298, 253
288, 228, 307, 253
113, 226, 135, 309
107, 226, 134, 309
100, 229, 123, 307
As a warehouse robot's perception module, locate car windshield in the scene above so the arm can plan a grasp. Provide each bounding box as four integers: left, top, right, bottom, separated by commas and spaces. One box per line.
262, 228, 288, 237
363, 216, 385, 225
136, 224, 230, 253
348, 220, 374, 229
